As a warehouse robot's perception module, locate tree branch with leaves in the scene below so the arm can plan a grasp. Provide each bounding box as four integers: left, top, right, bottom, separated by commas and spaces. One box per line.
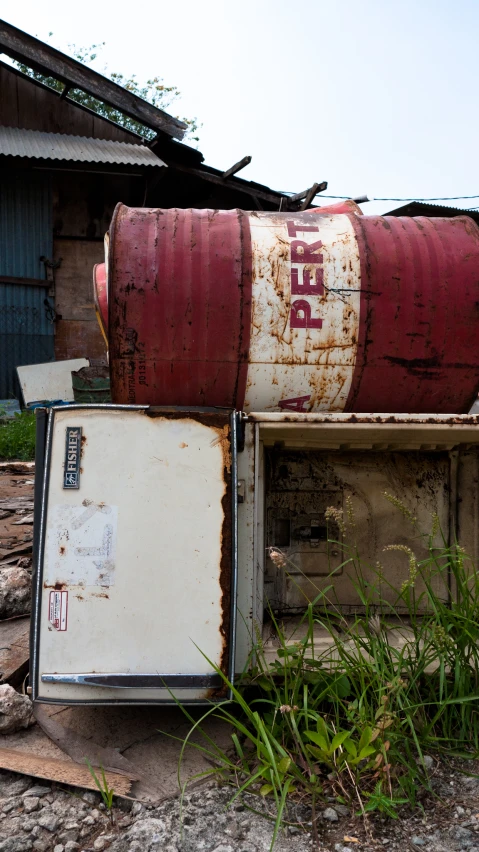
14, 38, 200, 142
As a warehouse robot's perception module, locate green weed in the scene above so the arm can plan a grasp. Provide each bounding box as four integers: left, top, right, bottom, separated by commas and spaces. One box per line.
0, 411, 35, 460
85, 760, 115, 824
176, 496, 479, 847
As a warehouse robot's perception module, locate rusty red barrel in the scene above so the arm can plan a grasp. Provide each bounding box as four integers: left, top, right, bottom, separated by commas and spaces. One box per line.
101, 203, 479, 413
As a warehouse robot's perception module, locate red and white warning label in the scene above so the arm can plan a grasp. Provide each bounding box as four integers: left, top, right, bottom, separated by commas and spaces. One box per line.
49, 590, 68, 631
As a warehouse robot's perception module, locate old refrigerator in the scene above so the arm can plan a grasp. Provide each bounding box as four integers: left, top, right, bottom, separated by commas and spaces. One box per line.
33, 407, 479, 705
32, 405, 239, 704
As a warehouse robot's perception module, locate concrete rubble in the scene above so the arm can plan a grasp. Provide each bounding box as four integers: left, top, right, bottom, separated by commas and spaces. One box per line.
0, 685, 34, 734
0, 566, 32, 620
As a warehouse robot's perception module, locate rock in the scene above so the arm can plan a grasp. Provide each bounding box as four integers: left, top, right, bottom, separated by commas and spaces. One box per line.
416, 755, 434, 770
108, 818, 166, 851
57, 831, 79, 846
0, 685, 33, 734
80, 826, 93, 839
322, 807, 339, 822
0, 567, 32, 618
22, 788, 50, 799
334, 804, 350, 816
64, 844, 80, 852
32, 843, 48, 852
3, 780, 31, 797
37, 812, 61, 832
54, 846, 65, 852
131, 802, 143, 817
82, 815, 95, 826
1, 802, 15, 814
51, 795, 69, 814
411, 838, 425, 847
0, 838, 33, 852
23, 798, 40, 814
93, 839, 110, 851
82, 792, 97, 805
90, 809, 102, 820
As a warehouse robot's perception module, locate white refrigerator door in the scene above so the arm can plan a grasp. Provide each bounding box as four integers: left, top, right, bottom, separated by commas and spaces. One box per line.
33, 406, 237, 704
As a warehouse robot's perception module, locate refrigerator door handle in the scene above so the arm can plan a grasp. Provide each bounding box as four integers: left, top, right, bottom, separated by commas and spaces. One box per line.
41, 672, 224, 689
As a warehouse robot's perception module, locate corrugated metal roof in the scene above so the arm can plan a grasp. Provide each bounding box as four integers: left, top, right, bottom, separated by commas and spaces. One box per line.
0, 126, 166, 167
385, 201, 479, 228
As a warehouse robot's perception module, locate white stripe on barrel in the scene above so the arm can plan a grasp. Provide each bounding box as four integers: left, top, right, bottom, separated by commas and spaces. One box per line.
244, 212, 361, 412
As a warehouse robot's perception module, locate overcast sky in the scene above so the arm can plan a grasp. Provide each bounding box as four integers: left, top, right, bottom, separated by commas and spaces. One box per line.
1, 0, 478, 215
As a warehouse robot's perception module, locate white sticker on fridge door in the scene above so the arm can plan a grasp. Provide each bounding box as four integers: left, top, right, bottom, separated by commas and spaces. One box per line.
49, 590, 68, 631
44, 502, 118, 587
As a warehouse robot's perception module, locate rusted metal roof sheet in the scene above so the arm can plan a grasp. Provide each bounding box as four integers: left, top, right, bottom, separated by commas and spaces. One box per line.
0, 126, 166, 167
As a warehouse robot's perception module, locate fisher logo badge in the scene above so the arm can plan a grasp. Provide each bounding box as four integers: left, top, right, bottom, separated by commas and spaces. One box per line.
63, 427, 82, 489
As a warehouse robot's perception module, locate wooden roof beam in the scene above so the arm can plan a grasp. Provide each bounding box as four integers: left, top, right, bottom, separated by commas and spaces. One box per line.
222, 155, 252, 179
284, 181, 328, 210
170, 162, 290, 206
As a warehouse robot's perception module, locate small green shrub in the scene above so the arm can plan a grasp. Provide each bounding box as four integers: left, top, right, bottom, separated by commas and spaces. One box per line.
0, 411, 35, 460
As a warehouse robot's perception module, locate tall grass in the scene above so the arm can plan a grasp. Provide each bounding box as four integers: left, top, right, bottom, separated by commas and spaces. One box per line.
176, 495, 479, 845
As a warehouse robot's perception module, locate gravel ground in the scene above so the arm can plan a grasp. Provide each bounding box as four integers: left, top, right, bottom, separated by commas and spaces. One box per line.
1, 758, 479, 852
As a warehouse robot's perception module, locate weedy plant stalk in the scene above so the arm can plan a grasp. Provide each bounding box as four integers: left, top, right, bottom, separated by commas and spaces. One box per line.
85, 760, 115, 826
174, 494, 479, 848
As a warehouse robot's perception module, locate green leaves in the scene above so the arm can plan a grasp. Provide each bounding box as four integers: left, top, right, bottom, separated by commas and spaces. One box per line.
278, 757, 291, 774
85, 760, 115, 822
361, 783, 409, 819
304, 722, 379, 773
332, 731, 352, 751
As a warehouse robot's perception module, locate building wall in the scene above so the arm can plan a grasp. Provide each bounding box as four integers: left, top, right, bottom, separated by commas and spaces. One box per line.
53, 239, 106, 361
51, 172, 144, 362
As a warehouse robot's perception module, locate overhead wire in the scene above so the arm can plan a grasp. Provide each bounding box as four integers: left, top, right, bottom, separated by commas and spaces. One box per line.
311, 194, 479, 202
